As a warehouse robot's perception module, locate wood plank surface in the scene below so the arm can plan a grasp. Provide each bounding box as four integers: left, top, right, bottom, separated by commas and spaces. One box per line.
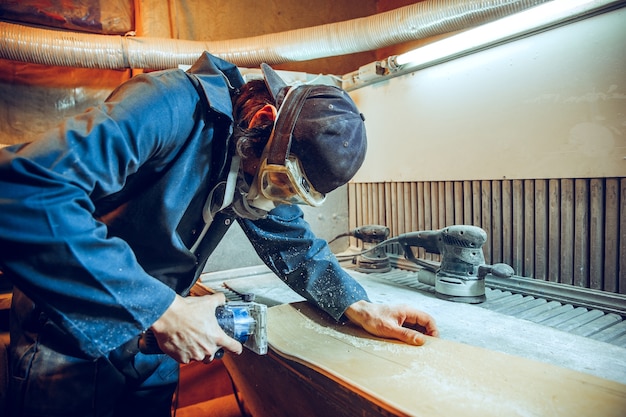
472, 181, 481, 229
501, 180, 513, 267
604, 179, 618, 293
617, 178, 626, 293
491, 180, 502, 264
410, 182, 418, 234
463, 181, 472, 225
481, 180, 492, 263
445, 181, 454, 227
453, 181, 463, 225
391, 182, 399, 236
423, 183, 432, 261
548, 179, 560, 283
512, 180, 524, 276
385, 182, 393, 236
590, 179, 604, 290
560, 179, 575, 286
535, 179, 548, 281
574, 179, 590, 288
438, 182, 446, 231
265, 302, 626, 417
524, 179, 535, 278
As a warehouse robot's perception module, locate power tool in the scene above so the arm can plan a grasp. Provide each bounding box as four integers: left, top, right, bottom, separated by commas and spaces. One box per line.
375, 225, 514, 303
335, 225, 392, 273
139, 301, 268, 356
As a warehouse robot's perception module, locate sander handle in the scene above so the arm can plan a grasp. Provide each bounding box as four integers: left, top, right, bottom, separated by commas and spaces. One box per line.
382, 231, 442, 265
478, 263, 515, 279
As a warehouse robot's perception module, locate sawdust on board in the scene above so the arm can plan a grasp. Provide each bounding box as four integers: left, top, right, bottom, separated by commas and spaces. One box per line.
300, 316, 412, 356
293, 310, 566, 417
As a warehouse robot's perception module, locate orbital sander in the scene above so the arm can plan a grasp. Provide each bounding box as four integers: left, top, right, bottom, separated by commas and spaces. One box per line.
359, 225, 514, 303
331, 225, 392, 272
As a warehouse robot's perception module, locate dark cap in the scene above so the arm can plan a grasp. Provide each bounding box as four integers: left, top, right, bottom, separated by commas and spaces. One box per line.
261, 63, 367, 194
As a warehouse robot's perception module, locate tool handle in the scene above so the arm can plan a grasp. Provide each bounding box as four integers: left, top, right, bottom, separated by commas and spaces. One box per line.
137, 329, 161, 354
138, 305, 230, 356
477, 263, 515, 279
395, 230, 442, 255
490, 263, 515, 278
352, 225, 390, 243
138, 331, 226, 358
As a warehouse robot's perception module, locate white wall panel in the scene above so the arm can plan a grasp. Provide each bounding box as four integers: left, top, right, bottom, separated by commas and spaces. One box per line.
350, 8, 626, 182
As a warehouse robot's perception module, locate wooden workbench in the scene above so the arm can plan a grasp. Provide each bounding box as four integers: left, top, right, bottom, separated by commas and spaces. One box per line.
224, 302, 626, 417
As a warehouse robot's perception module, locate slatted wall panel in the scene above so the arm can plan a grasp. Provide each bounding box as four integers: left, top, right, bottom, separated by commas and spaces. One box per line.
348, 178, 626, 295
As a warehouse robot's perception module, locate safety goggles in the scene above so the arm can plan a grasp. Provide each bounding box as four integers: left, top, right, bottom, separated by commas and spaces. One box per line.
255, 85, 326, 207
257, 156, 325, 206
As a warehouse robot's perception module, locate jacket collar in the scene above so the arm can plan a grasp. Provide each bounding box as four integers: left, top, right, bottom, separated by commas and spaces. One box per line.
187, 52, 245, 121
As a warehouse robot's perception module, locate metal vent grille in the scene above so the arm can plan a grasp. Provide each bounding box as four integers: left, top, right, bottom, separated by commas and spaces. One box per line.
369, 268, 626, 349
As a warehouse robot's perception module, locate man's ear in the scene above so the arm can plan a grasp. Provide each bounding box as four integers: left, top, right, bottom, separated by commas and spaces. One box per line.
248, 104, 277, 129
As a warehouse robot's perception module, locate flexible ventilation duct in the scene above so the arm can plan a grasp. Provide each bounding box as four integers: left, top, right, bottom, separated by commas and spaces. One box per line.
0, 0, 549, 70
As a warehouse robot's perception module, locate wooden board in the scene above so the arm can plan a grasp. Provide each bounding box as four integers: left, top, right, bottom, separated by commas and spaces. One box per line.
265, 302, 626, 417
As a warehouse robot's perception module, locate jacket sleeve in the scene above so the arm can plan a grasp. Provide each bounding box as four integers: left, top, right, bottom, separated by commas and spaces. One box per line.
238, 204, 370, 321
0, 70, 201, 358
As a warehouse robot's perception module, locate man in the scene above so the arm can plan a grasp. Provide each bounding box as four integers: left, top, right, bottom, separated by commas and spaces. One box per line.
0, 52, 438, 417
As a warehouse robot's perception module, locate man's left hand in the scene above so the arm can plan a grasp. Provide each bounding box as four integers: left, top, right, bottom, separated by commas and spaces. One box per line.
344, 300, 439, 346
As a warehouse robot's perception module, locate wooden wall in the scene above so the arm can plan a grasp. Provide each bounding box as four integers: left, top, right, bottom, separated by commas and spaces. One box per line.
348, 178, 626, 295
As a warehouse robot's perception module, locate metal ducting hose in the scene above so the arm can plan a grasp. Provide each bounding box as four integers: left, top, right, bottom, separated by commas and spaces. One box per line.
0, 0, 549, 70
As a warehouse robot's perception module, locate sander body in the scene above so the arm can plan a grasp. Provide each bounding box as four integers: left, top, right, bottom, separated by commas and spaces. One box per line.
387, 225, 514, 303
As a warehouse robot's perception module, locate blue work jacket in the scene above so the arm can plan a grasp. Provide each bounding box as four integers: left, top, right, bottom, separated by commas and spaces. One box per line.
0, 52, 368, 359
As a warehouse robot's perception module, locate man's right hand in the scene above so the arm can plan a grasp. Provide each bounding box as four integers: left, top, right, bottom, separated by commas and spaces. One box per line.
149, 293, 243, 363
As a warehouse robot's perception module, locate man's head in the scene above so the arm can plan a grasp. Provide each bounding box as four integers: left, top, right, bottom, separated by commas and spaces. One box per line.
232, 64, 367, 207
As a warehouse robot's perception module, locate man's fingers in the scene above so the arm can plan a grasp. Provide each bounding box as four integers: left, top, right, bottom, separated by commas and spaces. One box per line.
414, 312, 439, 337
401, 307, 439, 337
345, 300, 439, 347
202, 348, 226, 364
396, 326, 427, 346
219, 334, 243, 355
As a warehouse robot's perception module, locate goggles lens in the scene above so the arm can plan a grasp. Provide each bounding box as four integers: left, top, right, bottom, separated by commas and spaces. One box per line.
258, 157, 325, 206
